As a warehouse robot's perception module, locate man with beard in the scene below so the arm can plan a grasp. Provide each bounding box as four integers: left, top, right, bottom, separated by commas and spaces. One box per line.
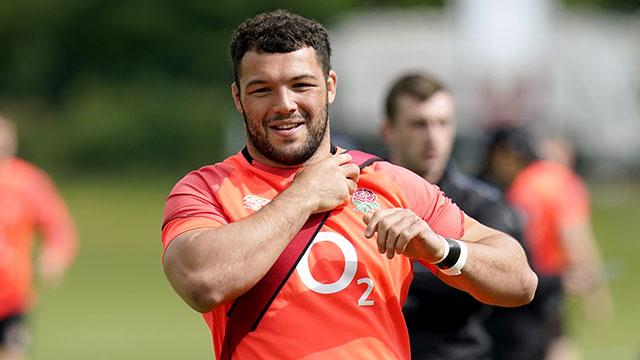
380, 73, 527, 359
160, 10, 537, 360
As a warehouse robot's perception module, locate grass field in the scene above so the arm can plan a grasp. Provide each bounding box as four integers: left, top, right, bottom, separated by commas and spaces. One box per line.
27, 175, 639, 359
29, 175, 212, 359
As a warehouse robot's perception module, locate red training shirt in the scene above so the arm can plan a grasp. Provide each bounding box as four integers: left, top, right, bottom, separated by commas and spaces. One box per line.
162, 149, 465, 359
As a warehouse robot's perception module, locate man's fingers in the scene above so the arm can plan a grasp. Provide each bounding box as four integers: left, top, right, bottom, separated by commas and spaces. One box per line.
376, 218, 389, 254
385, 218, 416, 259
332, 154, 360, 192
362, 209, 392, 253
347, 178, 358, 195
343, 163, 360, 177
335, 153, 352, 165
363, 209, 426, 259
395, 222, 422, 255
363, 213, 375, 242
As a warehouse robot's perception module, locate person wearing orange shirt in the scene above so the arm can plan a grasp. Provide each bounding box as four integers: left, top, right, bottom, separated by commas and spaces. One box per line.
161, 10, 537, 359
0, 116, 77, 360
480, 125, 612, 360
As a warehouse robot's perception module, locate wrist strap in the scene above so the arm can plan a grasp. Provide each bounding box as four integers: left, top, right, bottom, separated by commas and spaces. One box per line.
433, 238, 468, 276
439, 239, 468, 276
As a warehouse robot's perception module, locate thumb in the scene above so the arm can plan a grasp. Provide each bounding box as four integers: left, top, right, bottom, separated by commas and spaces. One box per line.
335, 153, 352, 165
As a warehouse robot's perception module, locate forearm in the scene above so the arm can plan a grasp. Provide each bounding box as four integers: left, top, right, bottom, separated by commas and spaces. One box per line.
362, 209, 537, 306
436, 231, 537, 307
163, 185, 316, 312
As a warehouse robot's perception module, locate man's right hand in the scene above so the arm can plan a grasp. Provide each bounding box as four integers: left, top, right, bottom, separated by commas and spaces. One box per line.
163, 152, 362, 312
285, 153, 360, 214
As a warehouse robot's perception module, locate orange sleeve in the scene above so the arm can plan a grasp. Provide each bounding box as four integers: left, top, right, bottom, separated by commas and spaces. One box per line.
162, 169, 229, 229
161, 166, 233, 262
161, 217, 222, 261
374, 162, 465, 239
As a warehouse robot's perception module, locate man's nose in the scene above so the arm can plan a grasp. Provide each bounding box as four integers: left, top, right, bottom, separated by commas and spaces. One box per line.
273, 89, 297, 115
422, 125, 437, 142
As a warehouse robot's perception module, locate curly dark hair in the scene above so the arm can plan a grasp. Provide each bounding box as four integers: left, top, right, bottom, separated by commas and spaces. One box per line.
384, 73, 448, 123
230, 9, 332, 87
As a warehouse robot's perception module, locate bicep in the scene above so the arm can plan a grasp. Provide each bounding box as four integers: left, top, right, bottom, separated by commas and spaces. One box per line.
460, 214, 499, 243
163, 229, 210, 288
163, 228, 212, 276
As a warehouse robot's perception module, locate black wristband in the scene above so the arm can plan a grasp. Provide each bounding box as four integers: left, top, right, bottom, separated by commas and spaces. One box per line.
435, 238, 461, 270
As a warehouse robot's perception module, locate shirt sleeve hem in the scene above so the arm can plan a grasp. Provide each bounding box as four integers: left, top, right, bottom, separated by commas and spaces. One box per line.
161, 217, 222, 263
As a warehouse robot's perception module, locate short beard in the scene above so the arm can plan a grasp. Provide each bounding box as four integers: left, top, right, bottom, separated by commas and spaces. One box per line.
242, 102, 329, 166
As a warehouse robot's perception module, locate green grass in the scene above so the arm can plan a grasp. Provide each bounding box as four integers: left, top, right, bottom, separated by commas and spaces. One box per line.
565, 181, 640, 360
27, 176, 640, 359
29, 175, 212, 360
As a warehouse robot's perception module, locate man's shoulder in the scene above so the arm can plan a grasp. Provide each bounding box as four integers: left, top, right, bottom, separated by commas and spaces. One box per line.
178, 152, 247, 185
365, 159, 430, 185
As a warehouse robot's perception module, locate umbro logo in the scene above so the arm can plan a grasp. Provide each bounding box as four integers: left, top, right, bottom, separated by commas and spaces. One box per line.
243, 195, 271, 211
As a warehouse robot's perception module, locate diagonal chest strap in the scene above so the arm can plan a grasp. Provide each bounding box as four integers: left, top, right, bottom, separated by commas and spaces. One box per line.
220, 150, 381, 360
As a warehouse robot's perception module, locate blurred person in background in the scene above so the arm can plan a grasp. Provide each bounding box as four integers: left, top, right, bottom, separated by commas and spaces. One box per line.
539, 134, 578, 170
479, 125, 613, 360
0, 116, 77, 360
380, 73, 528, 360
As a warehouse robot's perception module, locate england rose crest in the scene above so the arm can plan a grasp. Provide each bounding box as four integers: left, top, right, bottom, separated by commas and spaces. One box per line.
352, 188, 380, 214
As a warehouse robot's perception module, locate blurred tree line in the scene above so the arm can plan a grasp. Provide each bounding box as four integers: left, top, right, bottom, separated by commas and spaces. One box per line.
0, 0, 635, 177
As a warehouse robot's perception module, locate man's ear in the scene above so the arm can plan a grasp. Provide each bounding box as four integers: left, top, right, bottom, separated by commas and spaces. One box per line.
231, 82, 243, 114
380, 121, 393, 146
327, 70, 338, 104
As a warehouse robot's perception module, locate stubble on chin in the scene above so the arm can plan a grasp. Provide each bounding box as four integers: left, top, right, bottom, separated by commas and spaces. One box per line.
242, 105, 329, 166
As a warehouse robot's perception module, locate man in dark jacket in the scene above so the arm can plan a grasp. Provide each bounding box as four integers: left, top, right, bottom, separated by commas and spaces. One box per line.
380, 73, 526, 359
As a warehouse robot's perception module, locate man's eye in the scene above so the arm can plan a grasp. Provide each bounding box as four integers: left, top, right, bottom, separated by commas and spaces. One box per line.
249, 88, 270, 95
293, 83, 314, 89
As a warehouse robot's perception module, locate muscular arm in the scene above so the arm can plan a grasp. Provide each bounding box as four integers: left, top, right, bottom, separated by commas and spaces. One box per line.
438, 217, 536, 306
163, 154, 359, 313
363, 210, 537, 307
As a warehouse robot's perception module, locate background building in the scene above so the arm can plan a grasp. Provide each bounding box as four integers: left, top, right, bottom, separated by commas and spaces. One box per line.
330, 0, 640, 180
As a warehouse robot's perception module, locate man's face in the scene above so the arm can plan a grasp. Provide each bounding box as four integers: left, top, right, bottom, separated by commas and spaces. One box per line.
382, 91, 456, 183
232, 47, 337, 167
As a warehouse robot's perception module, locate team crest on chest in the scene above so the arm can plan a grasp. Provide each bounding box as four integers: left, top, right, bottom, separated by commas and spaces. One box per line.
351, 188, 380, 214
243, 195, 271, 211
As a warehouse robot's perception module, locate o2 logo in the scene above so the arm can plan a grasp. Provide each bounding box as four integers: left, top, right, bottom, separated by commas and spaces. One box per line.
296, 232, 374, 306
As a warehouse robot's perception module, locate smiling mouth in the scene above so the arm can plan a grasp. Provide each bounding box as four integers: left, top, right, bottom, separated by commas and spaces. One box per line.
270, 123, 303, 130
